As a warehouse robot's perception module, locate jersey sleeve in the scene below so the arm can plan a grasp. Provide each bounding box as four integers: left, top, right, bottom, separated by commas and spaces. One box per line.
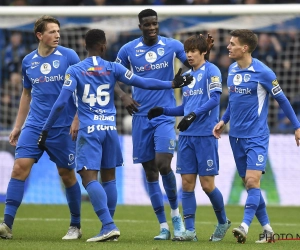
207, 65, 222, 94
67, 49, 80, 65
62, 66, 78, 92
173, 39, 187, 64
115, 44, 130, 68
260, 70, 283, 98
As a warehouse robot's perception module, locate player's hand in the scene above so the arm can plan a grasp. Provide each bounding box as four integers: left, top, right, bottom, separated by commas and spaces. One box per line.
121, 94, 140, 116
172, 68, 193, 88
295, 128, 300, 146
70, 114, 79, 141
206, 33, 214, 52
177, 112, 196, 132
9, 127, 21, 146
213, 120, 225, 139
37, 130, 48, 150
148, 107, 164, 120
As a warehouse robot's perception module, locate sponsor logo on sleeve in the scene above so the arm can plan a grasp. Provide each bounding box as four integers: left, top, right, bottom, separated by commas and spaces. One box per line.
125, 70, 133, 80
272, 85, 282, 95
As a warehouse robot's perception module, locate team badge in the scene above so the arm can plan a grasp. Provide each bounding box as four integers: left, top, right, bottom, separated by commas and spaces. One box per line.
258, 155, 264, 163
244, 74, 251, 82
207, 160, 213, 167
197, 73, 202, 81
53, 60, 60, 69
157, 48, 164, 56
69, 154, 74, 161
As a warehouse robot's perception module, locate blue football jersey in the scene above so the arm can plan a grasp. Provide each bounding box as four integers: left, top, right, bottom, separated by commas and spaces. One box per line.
227, 58, 283, 138
22, 45, 80, 128
62, 56, 170, 129
116, 35, 187, 115
180, 62, 222, 136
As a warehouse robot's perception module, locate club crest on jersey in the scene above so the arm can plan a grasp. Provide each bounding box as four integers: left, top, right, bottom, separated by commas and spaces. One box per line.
244, 74, 251, 82
53, 60, 60, 69
40, 63, 51, 75
157, 48, 164, 56
197, 73, 202, 81
233, 74, 242, 85
145, 51, 157, 63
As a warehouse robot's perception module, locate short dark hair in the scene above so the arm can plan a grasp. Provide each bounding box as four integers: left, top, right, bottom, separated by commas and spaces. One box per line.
138, 9, 157, 23
184, 35, 207, 54
34, 15, 60, 36
85, 29, 106, 50
230, 29, 258, 53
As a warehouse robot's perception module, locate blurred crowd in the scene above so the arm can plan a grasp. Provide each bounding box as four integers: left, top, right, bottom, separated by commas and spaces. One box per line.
1, 0, 300, 6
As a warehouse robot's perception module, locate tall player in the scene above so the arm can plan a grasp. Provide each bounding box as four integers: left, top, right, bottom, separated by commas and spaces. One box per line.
37, 29, 192, 242
148, 34, 231, 242
213, 29, 300, 244
0, 15, 82, 240
114, 8, 213, 240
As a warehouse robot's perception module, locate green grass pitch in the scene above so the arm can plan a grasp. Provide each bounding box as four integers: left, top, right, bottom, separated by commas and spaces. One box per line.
0, 203, 299, 250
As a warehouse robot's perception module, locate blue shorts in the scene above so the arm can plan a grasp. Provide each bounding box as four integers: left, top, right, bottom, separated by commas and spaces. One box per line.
132, 115, 176, 164
16, 125, 75, 169
76, 126, 123, 172
176, 135, 219, 176
229, 135, 269, 178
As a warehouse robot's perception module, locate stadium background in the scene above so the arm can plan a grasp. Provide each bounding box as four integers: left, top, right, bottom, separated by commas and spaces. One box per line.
0, 4, 300, 205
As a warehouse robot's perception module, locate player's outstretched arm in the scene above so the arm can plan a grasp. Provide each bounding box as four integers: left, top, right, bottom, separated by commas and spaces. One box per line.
148, 107, 164, 120
172, 68, 193, 88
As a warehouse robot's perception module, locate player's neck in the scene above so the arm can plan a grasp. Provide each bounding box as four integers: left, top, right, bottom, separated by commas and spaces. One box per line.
38, 44, 56, 57
236, 55, 252, 69
143, 37, 158, 46
192, 58, 206, 71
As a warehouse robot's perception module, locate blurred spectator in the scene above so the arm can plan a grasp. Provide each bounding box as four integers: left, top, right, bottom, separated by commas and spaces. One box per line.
129, 0, 151, 4
1, 31, 28, 81
0, 72, 22, 130
28, 0, 81, 5
252, 33, 279, 67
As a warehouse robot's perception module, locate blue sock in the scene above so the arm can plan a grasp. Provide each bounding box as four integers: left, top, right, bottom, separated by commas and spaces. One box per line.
206, 187, 227, 224
255, 191, 270, 226
147, 181, 166, 224
161, 171, 178, 210
102, 179, 117, 218
243, 188, 260, 226
182, 191, 196, 231
65, 181, 81, 228
85, 180, 113, 226
4, 178, 25, 229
